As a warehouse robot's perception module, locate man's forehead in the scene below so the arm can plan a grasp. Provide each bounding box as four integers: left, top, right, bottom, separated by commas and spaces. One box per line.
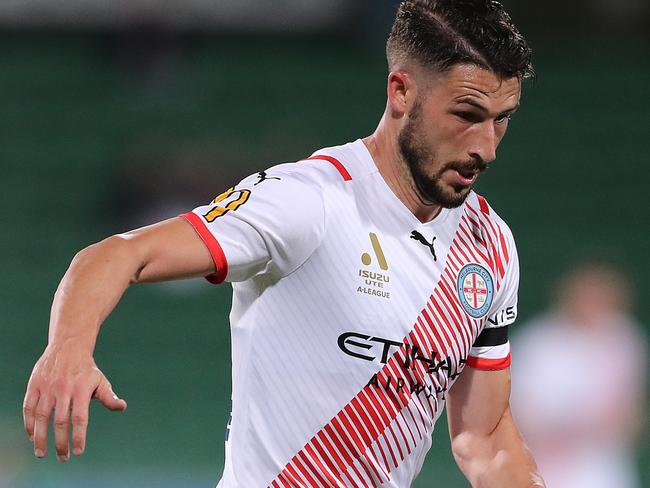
429, 64, 521, 106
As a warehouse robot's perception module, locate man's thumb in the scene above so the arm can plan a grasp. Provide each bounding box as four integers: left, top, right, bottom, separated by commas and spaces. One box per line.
94, 378, 128, 412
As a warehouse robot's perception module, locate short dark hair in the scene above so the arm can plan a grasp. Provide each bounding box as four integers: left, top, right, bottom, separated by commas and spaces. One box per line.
387, 0, 534, 80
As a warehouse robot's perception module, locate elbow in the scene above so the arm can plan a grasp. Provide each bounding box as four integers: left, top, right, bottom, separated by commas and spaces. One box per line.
71, 234, 146, 285
450, 432, 470, 467
451, 433, 544, 488
74, 234, 130, 260
451, 432, 490, 484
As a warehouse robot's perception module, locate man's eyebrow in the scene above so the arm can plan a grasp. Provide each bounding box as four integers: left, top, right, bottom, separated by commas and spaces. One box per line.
454, 97, 520, 115
502, 103, 520, 115
454, 97, 489, 112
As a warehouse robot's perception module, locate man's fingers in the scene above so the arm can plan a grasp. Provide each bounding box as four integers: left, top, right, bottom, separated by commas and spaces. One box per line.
23, 387, 40, 442
70, 391, 91, 456
54, 396, 72, 462
32, 395, 55, 458
93, 378, 127, 412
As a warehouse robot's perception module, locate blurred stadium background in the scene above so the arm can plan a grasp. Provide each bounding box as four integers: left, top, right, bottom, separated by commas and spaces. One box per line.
2, 1, 649, 486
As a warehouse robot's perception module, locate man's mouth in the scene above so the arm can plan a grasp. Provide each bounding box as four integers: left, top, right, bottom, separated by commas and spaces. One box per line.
457, 167, 478, 179
452, 169, 478, 186
444, 158, 488, 186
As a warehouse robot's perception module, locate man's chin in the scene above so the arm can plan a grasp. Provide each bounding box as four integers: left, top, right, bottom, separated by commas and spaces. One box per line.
421, 185, 472, 209
440, 193, 471, 209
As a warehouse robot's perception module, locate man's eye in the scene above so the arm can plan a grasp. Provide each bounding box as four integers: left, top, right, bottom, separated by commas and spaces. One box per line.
455, 112, 481, 123
495, 114, 512, 124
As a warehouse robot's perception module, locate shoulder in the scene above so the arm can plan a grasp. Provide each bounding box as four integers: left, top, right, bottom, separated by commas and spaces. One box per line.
463, 192, 517, 262
464, 193, 515, 240
244, 139, 375, 192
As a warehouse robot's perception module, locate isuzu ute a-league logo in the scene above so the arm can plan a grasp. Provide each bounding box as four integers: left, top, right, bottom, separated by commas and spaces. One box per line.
357, 232, 391, 300
457, 264, 494, 318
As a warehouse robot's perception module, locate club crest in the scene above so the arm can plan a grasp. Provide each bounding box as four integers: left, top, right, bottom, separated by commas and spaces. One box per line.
457, 264, 494, 318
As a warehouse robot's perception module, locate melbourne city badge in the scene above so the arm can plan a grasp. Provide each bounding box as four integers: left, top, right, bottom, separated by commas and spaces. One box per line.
457, 264, 494, 318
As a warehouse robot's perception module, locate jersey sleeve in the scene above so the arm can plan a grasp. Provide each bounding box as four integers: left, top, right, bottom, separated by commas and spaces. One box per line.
467, 225, 519, 371
181, 165, 326, 283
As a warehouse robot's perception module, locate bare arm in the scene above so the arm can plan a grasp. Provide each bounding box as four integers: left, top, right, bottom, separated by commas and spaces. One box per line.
23, 217, 215, 462
446, 367, 545, 488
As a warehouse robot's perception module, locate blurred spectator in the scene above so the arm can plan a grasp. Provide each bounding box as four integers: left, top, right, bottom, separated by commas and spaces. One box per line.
0, 417, 28, 487
511, 262, 647, 488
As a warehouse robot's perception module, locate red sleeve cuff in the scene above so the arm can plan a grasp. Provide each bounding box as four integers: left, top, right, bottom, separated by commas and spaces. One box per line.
180, 212, 228, 284
466, 353, 511, 371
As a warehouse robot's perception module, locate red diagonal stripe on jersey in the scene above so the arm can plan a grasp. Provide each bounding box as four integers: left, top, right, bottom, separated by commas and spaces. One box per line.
422, 307, 452, 357
459, 218, 493, 272
276, 472, 292, 488
455, 230, 485, 269
321, 425, 368, 486
309, 437, 346, 485
499, 232, 510, 263
314, 435, 355, 488
350, 396, 391, 472
458, 222, 490, 265
343, 406, 387, 483
300, 447, 334, 487
477, 194, 490, 215
283, 462, 306, 487
370, 377, 412, 454
383, 359, 424, 440
467, 201, 510, 270
401, 333, 439, 419
332, 416, 378, 483
429, 293, 469, 357
436, 284, 472, 350
466, 205, 506, 281
305, 155, 353, 181
484, 232, 505, 280
462, 213, 487, 247
267, 211, 498, 487
359, 389, 400, 467
292, 457, 320, 487
451, 237, 473, 267
476, 205, 507, 261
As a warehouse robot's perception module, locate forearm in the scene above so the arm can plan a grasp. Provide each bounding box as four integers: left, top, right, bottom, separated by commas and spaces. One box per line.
452, 408, 544, 488
25, 217, 214, 461
48, 235, 143, 350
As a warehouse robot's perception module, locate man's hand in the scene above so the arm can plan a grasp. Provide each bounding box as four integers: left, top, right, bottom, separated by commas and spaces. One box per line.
23, 341, 127, 462
22, 217, 215, 462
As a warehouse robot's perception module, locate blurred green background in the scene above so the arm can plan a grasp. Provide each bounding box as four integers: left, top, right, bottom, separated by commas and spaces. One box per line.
2, 2, 649, 486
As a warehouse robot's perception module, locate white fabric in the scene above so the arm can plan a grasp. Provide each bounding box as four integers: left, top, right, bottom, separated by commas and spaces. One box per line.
469, 342, 511, 360
186, 139, 520, 488
512, 313, 646, 488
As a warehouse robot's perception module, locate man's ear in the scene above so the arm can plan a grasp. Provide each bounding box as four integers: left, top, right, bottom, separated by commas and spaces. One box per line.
387, 70, 418, 118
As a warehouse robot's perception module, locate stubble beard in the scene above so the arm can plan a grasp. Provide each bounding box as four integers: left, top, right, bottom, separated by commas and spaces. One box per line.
397, 104, 484, 209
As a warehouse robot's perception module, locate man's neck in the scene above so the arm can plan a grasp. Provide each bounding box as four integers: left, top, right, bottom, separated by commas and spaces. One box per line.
363, 117, 441, 224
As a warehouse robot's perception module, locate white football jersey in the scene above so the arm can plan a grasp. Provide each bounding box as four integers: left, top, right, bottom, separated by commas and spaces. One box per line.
182, 139, 519, 488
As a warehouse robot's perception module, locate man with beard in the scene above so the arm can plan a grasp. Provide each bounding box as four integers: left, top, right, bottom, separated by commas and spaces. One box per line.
24, 1, 545, 486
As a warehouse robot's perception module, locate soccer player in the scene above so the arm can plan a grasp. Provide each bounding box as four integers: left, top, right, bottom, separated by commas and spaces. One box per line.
24, 1, 546, 486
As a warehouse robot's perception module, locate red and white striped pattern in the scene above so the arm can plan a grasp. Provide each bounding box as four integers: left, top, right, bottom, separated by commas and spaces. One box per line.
267, 196, 505, 488
186, 140, 520, 487
463, 195, 511, 290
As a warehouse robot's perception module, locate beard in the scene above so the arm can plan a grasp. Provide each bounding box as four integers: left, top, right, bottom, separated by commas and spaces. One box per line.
398, 103, 487, 209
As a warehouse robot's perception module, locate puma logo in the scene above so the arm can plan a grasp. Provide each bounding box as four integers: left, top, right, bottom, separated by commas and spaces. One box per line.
254, 171, 281, 186
410, 231, 437, 262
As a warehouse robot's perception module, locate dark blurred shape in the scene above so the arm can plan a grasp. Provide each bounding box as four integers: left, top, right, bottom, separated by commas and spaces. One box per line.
0, 418, 28, 488
113, 133, 245, 229
0, 1, 648, 37
0, 0, 356, 31
512, 261, 647, 488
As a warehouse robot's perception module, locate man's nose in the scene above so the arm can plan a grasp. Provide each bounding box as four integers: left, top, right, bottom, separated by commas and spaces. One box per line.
468, 122, 497, 164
